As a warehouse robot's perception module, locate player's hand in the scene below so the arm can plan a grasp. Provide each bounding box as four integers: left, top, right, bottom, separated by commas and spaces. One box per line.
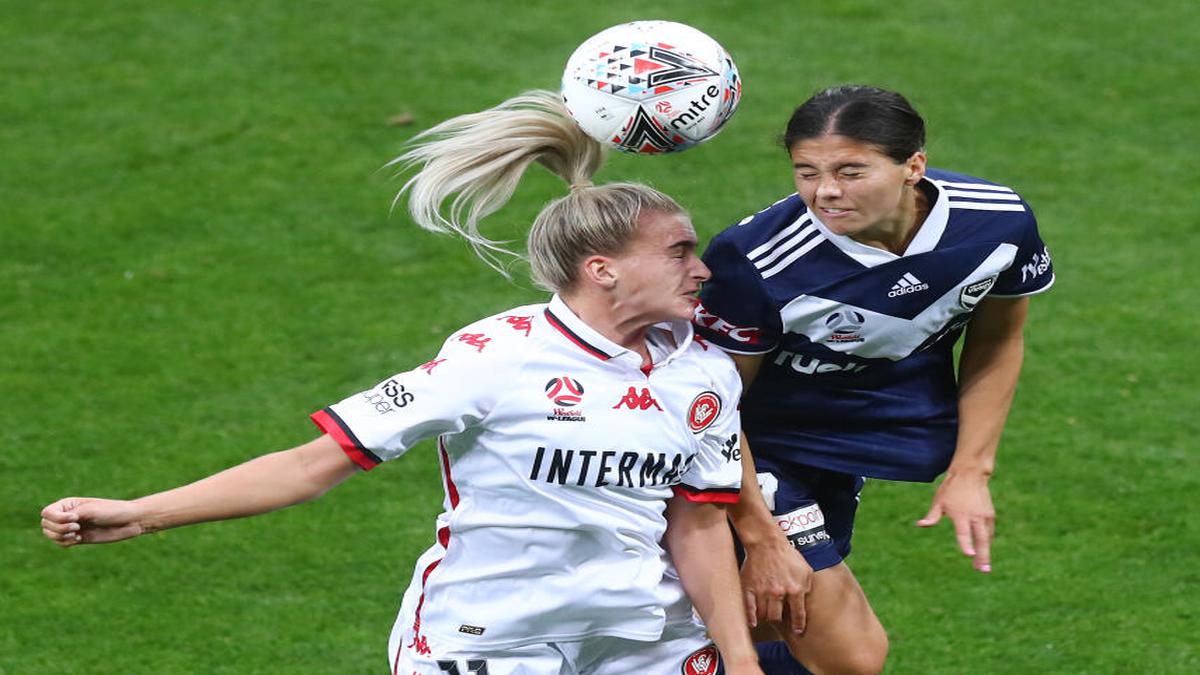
916, 472, 995, 573
739, 539, 813, 634
40, 497, 146, 547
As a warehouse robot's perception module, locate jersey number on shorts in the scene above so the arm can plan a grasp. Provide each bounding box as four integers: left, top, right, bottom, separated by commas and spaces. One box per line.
437, 660, 489, 675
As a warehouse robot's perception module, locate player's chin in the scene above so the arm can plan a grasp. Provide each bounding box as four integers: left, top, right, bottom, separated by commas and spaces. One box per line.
668, 296, 700, 320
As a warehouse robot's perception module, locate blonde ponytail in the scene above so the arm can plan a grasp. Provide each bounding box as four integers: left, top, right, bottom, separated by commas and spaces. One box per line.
391, 90, 684, 291
389, 90, 604, 276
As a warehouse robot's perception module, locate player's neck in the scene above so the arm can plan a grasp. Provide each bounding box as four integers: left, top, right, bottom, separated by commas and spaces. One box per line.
559, 293, 653, 365
851, 185, 930, 255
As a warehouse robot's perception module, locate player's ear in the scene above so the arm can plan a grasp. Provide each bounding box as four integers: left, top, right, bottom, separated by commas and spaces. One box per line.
904, 151, 927, 186
581, 254, 618, 289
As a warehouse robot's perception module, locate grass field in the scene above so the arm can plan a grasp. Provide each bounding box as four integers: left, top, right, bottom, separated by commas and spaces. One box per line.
2, 1, 1197, 673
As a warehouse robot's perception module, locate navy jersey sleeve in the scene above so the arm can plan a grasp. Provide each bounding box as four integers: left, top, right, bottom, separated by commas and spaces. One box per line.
695, 233, 781, 354
991, 210, 1055, 297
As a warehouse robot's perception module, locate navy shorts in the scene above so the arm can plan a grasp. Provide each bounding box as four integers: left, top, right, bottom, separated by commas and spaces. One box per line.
752, 460, 865, 571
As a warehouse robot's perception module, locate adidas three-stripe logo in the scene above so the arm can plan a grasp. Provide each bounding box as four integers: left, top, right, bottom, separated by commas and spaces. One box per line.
935, 180, 1028, 212
888, 272, 929, 297
747, 215, 825, 279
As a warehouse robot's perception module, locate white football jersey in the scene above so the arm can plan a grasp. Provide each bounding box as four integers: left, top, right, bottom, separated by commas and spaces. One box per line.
312, 295, 743, 651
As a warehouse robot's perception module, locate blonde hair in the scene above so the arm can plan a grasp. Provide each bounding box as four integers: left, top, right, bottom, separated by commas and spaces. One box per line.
390, 90, 683, 291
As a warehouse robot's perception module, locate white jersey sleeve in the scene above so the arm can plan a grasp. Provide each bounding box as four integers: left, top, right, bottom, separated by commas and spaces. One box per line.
311, 322, 521, 470
674, 346, 744, 503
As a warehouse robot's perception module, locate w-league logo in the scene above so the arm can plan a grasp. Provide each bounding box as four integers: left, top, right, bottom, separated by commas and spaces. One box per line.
544, 377, 585, 407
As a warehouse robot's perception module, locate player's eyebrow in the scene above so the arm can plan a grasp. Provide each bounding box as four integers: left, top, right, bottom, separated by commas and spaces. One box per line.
792, 161, 871, 169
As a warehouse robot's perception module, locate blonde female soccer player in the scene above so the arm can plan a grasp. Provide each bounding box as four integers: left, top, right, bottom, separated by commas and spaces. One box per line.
42, 91, 761, 675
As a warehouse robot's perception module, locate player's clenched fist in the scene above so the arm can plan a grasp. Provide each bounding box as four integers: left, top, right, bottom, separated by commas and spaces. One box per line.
40, 497, 144, 547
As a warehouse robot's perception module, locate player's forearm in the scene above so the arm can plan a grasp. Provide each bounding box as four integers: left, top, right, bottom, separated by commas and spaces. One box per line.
666, 498, 759, 668
133, 436, 356, 533
726, 437, 786, 549
951, 326, 1025, 477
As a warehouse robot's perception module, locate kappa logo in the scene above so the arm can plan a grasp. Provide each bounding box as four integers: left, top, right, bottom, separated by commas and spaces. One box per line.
959, 276, 997, 309
456, 333, 491, 352
613, 387, 663, 411
888, 272, 929, 297
419, 358, 446, 375
687, 391, 721, 433
682, 644, 720, 675
407, 633, 431, 656
498, 314, 533, 336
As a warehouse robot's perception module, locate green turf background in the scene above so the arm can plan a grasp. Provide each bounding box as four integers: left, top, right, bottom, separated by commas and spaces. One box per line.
2, 1, 1196, 673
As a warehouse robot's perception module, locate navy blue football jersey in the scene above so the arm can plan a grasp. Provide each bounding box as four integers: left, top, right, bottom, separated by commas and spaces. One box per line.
695, 168, 1054, 481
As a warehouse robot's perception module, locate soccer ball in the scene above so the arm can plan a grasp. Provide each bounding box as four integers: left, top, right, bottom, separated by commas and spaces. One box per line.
561, 21, 741, 154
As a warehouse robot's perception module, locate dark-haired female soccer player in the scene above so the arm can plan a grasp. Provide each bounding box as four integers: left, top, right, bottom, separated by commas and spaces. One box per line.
695, 85, 1054, 674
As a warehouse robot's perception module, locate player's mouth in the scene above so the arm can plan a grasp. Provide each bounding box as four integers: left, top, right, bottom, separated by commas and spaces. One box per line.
818, 206, 853, 218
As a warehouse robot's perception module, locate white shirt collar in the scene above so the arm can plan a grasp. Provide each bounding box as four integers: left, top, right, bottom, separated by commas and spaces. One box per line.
544, 294, 694, 368
808, 178, 949, 267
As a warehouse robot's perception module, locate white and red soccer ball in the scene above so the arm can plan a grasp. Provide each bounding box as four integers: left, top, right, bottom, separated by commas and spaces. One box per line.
561, 21, 741, 154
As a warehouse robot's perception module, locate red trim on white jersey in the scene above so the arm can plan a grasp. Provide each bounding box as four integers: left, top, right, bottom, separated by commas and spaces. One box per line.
673, 484, 740, 504
310, 408, 380, 470
439, 437, 461, 509
544, 308, 613, 361
410, 438, 462, 647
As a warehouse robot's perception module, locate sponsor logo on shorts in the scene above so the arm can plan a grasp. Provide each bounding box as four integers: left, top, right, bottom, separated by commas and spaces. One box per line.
682, 644, 720, 675
687, 391, 721, 433
457, 624, 486, 636
775, 503, 831, 551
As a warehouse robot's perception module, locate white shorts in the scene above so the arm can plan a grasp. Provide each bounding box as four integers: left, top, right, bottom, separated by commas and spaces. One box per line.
389, 621, 720, 675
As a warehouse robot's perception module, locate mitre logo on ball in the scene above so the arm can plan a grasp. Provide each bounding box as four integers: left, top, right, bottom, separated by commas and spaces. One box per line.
561, 20, 741, 154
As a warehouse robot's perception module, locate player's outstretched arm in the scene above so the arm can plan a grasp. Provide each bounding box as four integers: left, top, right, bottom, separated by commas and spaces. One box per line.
41, 435, 358, 548
917, 296, 1029, 573
665, 495, 763, 675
